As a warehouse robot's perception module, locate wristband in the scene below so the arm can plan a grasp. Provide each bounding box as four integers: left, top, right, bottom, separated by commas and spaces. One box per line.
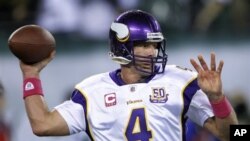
23, 78, 44, 99
210, 96, 232, 118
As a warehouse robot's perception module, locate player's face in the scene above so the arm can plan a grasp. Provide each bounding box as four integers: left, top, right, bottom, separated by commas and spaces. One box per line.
133, 42, 158, 75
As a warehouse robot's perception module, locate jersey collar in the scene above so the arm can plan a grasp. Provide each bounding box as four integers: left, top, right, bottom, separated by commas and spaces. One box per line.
109, 69, 156, 86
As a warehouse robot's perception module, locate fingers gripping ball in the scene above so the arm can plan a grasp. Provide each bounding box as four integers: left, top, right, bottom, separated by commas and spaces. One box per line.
8, 25, 55, 64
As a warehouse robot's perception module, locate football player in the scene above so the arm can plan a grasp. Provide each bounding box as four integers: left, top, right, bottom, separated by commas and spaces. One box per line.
19, 10, 238, 141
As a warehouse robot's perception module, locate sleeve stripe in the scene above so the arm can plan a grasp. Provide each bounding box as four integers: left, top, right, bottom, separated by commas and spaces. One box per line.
71, 89, 94, 141
181, 77, 200, 141
183, 78, 200, 114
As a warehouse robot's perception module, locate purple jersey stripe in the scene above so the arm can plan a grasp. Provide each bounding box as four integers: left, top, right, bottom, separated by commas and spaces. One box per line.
71, 90, 94, 141
183, 79, 200, 114
182, 78, 200, 141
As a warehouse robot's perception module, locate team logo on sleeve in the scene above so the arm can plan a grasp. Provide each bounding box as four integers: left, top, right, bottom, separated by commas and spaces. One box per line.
104, 93, 116, 107
150, 87, 169, 103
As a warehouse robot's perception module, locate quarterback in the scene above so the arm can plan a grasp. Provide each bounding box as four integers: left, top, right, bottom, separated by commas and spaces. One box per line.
19, 10, 238, 141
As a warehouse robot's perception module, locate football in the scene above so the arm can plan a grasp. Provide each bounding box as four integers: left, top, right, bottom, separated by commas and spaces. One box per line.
8, 24, 56, 64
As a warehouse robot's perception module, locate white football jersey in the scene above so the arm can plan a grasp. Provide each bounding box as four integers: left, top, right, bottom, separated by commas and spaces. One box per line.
55, 65, 214, 141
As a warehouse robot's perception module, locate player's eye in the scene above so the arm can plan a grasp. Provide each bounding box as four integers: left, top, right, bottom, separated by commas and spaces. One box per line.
144, 43, 157, 49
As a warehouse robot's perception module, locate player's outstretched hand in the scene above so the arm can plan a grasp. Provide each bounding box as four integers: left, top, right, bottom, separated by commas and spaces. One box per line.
20, 50, 56, 79
190, 52, 224, 102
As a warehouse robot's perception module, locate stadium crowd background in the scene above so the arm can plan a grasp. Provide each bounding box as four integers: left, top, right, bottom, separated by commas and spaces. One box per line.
0, 0, 250, 141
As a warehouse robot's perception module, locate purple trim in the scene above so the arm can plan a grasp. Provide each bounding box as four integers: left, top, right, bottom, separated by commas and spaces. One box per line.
181, 78, 200, 141
109, 69, 126, 86
183, 79, 200, 114
109, 69, 156, 86
71, 90, 94, 141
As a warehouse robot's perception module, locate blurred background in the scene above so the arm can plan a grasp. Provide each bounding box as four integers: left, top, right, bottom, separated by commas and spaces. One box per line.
0, 0, 250, 141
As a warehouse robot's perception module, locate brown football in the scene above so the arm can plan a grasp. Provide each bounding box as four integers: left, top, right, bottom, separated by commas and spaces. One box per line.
8, 24, 55, 64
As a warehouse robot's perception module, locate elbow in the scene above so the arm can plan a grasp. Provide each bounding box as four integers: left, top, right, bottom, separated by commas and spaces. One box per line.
32, 129, 46, 137
31, 123, 50, 136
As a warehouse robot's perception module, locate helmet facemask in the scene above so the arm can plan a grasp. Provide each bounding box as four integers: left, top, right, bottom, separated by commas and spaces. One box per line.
131, 40, 167, 75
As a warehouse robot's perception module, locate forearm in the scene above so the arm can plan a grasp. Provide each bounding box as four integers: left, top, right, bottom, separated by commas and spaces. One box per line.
23, 76, 69, 136
23, 72, 48, 132
208, 95, 239, 141
215, 110, 238, 141
24, 94, 70, 136
24, 95, 50, 134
